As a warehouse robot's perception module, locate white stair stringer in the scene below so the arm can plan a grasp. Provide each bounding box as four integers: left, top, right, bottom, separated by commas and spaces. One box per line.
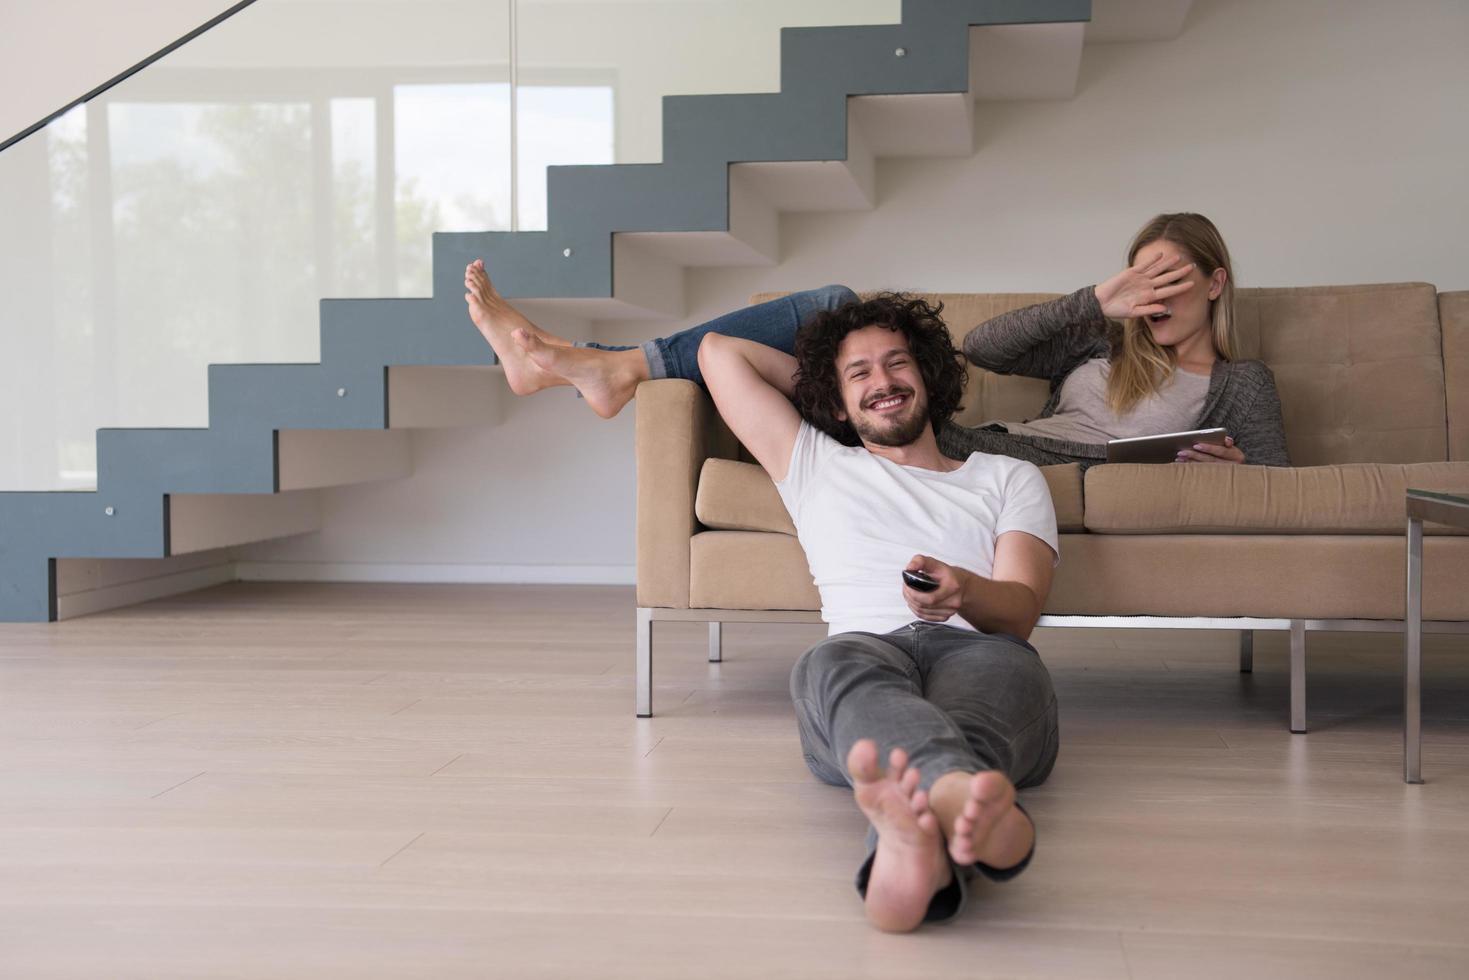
970, 22, 1087, 102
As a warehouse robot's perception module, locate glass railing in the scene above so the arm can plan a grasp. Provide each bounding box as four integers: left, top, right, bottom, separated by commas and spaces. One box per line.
0, 0, 899, 492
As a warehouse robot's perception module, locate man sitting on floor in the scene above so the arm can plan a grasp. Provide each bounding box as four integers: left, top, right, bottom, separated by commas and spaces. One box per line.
696, 293, 1061, 932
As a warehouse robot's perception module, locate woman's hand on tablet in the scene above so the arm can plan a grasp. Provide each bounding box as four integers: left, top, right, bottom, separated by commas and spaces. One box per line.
1175, 435, 1245, 464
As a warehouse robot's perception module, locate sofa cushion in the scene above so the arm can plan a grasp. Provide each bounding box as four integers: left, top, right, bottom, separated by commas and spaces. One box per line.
1084, 461, 1469, 534
691, 530, 1469, 621
690, 530, 821, 610
695, 458, 796, 534
1046, 533, 1469, 620
1037, 463, 1084, 532
696, 458, 1087, 534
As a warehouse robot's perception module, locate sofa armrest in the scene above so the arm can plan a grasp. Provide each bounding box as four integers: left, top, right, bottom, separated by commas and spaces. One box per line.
635, 379, 740, 608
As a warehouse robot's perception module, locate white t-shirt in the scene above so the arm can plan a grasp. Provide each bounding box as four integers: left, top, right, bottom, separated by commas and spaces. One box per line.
775, 421, 1059, 636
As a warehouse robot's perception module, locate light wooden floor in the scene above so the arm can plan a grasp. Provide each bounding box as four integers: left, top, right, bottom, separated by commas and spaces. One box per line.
1, 583, 1467, 979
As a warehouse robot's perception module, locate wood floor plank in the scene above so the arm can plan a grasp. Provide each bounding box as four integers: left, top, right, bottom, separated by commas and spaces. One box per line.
1121, 931, 1469, 979
0, 581, 1466, 978
0, 907, 1135, 979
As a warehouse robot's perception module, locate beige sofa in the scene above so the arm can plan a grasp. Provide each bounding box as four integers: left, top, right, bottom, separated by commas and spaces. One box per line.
634, 283, 1469, 724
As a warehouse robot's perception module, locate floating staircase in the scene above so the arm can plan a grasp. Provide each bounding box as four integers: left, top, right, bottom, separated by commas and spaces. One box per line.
1, 0, 1190, 621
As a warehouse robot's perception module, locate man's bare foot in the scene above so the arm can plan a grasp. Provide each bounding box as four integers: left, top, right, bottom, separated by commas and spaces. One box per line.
512, 329, 648, 420
929, 769, 1034, 870
847, 739, 952, 933
463, 259, 570, 396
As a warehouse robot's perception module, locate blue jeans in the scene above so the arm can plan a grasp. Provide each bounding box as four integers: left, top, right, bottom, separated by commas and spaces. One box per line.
579, 284, 857, 388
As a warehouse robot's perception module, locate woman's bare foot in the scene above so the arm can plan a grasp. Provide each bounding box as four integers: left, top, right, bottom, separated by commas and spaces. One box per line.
847, 739, 952, 933
929, 769, 1034, 870
463, 259, 571, 396
512, 329, 649, 420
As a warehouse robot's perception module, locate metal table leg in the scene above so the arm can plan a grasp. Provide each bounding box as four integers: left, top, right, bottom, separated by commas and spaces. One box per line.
1405, 517, 1423, 784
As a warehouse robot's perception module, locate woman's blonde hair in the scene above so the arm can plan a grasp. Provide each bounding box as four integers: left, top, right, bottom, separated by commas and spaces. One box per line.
1106, 212, 1237, 415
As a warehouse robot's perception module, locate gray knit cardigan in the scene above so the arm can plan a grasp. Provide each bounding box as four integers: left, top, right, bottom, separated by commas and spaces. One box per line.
938, 287, 1291, 468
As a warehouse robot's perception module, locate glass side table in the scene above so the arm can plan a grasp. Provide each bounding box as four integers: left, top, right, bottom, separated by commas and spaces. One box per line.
1404, 489, 1469, 784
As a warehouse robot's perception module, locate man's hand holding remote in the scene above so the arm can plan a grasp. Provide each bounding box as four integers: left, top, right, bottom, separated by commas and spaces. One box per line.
902, 555, 967, 623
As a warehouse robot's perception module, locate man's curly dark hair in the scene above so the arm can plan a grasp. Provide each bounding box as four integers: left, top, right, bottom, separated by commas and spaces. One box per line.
792, 292, 968, 447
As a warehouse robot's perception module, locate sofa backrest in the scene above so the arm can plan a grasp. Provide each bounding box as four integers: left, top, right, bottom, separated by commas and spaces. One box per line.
753, 282, 1451, 466
921, 293, 1057, 429
1441, 290, 1469, 462
1233, 283, 1447, 466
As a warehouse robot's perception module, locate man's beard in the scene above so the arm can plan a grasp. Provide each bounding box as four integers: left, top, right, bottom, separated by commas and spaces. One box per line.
850, 387, 929, 448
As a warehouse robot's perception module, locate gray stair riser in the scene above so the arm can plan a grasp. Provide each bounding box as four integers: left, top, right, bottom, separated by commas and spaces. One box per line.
904, 0, 1087, 32
97, 428, 278, 496
546, 163, 730, 235
661, 93, 848, 167
319, 299, 491, 367
1, 490, 167, 559
0, 0, 1092, 621
780, 25, 970, 98
207, 364, 388, 431
432, 231, 614, 303
0, 558, 55, 622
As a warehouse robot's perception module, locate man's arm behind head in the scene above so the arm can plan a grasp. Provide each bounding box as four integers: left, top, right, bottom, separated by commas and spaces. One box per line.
696, 334, 803, 483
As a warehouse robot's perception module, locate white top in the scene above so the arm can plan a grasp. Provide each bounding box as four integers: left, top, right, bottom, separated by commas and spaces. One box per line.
1002, 357, 1211, 444
775, 422, 1059, 636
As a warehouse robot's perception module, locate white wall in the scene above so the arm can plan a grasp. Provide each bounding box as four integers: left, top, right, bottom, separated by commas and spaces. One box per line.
239, 0, 1469, 583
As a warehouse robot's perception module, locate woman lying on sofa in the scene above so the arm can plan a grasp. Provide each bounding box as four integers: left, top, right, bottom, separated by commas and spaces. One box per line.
463, 211, 1290, 467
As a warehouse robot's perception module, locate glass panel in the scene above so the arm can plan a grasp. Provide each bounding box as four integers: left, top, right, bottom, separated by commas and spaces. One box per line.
1, 0, 898, 490
330, 97, 380, 298
394, 82, 512, 294
516, 83, 614, 232
0, 0, 513, 491
108, 99, 316, 397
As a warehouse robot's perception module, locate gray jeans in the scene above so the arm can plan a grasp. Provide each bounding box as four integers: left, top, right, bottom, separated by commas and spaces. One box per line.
789, 622, 1060, 923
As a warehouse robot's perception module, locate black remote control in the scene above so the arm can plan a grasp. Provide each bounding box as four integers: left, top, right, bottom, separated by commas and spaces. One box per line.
902, 569, 940, 593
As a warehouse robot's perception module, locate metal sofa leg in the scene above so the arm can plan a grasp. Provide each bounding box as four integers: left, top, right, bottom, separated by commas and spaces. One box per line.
1239, 629, 1254, 673
637, 607, 653, 718
709, 621, 723, 663
1289, 619, 1306, 734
